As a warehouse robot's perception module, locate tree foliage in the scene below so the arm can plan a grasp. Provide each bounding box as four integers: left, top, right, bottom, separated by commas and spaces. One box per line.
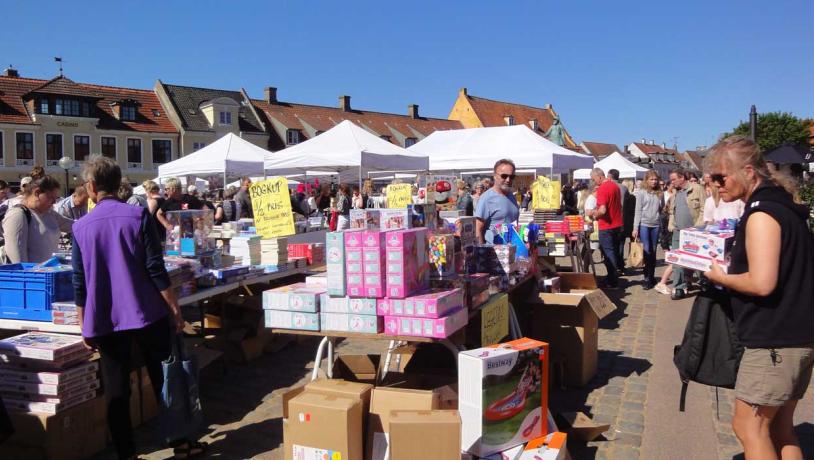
722, 111, 811, 153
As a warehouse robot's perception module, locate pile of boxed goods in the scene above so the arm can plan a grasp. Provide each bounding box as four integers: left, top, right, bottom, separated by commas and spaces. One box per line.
281, 337, 567, 460
230, 235, 262, 266
287, 242, 325, 265
50, 301, 79, 326
260, 237, 288, 266
0, 332, 108, 460
665, 226, 735, 273
164, 209, 216, 257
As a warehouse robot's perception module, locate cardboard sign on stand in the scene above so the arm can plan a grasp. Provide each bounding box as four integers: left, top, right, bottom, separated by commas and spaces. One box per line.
249, 177, 295, 238
531, 177, 561, 210
386, 183, 413, 209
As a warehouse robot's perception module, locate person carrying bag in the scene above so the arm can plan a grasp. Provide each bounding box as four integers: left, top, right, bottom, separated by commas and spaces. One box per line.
627, 237, 645, 269
161, 335, 203, 448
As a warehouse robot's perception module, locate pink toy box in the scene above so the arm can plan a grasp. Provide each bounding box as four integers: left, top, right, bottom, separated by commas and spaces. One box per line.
384, 306, 468, 338
385, 228, 430, 298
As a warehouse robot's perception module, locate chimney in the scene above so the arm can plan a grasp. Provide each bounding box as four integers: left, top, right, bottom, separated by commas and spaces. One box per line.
264, 87, 277, 104
339, 95, 351, 112
640, 138, 646, 144
4, 66, 18, 78
650, 139, 656, 145
459, 87, 468, 96
408, 104, 419, 119
543, 103, 552, 110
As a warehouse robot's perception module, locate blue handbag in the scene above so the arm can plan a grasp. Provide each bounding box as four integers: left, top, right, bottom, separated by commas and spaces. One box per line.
160, 335, 202, 444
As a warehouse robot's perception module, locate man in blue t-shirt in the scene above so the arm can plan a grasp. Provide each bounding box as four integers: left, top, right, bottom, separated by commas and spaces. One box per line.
475, 158, 520, 244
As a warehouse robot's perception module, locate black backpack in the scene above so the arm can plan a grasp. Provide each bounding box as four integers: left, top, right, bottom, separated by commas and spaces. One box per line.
673, 287, 743, 412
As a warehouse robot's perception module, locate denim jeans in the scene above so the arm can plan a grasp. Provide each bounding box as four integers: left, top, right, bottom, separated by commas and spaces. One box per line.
599, 227, 622, 285
670, 231, 687, 290
639, 225, 660, 284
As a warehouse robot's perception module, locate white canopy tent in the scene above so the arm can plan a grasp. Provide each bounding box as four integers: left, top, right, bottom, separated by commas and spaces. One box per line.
158, 132, 269, 181
573, 152, 649, 180
263, 120, 429, 184
407, 125, 593, 174
132, 177, 208, 196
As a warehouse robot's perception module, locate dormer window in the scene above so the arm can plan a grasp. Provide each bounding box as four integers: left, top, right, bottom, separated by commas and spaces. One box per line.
529, 119, 539, 130
219, 111, 232, 125
380, 135, 391, 143
405, 137, 418, 147
121, 105, 136, 121
286, 129, 300, 145
504, 115, 515, 126
39, 99, 49, 114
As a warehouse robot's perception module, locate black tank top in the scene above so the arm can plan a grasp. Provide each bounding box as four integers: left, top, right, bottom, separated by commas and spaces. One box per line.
728, 184, 814, 348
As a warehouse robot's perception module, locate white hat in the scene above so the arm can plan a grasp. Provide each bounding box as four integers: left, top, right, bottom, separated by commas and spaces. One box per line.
187, 185, 197, 194
20, 177, 32, 187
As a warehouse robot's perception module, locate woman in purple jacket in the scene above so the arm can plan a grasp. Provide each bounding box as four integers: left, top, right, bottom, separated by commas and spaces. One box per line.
72, 155, 205, 459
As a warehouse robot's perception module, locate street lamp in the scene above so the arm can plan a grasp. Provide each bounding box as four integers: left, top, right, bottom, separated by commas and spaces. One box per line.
57, 156, 75, 197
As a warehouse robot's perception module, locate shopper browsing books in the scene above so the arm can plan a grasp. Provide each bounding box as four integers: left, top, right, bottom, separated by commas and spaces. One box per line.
474, 159, 520, 244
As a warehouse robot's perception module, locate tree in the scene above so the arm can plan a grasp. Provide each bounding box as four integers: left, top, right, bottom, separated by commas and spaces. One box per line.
722, 111, 811, 153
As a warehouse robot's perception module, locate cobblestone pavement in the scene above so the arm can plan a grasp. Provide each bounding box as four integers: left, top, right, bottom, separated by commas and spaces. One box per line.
92, 266, 814, 460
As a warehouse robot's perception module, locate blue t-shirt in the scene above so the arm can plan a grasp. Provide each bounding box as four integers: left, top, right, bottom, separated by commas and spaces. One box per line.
474, 188, 520, 242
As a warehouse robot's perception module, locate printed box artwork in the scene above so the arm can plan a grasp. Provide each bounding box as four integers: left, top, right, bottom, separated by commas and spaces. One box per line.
350, 209, 382, 230
164, 209, 215, 256
0, 333, 87, 361
458, 338, 550, 457
320, 313, 383, 334
362, 230, 389, 298
678, 229, 734, 262
263, 310, 320, 331
385, 228, 430, 298
384, 306, 468, 338
0, 360, 98, 385
428, 233, 456, 278
319, 294, 378, 315
379, 209, 411, 231
409, 203, 437, 229
405, 289, 464, 318
665, 251, 729, 274
326, 231, 347, 297
376, 297, 407, 316
262, 283, 324, 312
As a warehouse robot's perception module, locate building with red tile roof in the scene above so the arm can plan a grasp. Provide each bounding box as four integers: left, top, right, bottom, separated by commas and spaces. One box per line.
251, 87, 462, 151
447, 88, 577, 148
579, 141, 622, 160
0, 67, 178, 185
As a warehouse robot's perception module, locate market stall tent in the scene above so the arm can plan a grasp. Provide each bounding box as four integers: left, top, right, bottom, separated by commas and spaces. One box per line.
158, 132, 268, 180
573, 152, 649, 180
407, 125, 593, 174
263, 120, 429, 182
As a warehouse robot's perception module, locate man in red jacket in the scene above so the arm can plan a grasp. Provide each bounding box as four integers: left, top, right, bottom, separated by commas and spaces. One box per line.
588, 168, 623, 288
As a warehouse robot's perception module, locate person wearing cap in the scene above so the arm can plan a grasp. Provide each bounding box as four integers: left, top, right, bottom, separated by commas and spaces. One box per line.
5, 176, 32, 209
475, 159, 520, 244
182, 185, 203, 210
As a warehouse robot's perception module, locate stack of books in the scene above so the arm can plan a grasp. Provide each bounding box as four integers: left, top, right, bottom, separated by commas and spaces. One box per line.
260, 237, 288, 266
231, 235, 261, 266
0, 332, 100, 415
51, 301, 79, 326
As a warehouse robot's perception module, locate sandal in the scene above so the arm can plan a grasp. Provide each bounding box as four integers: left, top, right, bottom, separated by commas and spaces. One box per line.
173, 441, 208, 459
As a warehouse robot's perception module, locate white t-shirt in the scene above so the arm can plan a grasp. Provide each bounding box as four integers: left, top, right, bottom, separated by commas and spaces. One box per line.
703, 197, 745, 224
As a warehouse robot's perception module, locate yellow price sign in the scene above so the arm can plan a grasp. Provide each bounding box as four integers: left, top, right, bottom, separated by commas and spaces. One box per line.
87, 197, 96, 212
386, 183, 413, 208
531, 177, 561, 210
481, 293, 509, 346
249, 177, 295, 238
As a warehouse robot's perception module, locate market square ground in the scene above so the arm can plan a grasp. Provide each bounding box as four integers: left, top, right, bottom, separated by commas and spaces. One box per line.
91, 262, 814, 460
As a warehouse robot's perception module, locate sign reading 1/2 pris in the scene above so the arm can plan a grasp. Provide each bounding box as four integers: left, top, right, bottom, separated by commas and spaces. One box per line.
249, 177, 295, 238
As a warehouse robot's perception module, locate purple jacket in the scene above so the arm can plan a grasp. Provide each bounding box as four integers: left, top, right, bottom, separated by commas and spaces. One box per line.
72, 199, 170, 338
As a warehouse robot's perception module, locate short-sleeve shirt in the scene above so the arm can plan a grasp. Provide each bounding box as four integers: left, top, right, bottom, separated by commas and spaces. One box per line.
475, 188, 519, 242
595, 180, 623, 231
703, 196, 745, 224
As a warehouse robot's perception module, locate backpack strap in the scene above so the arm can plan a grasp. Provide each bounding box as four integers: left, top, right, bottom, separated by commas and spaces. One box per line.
679, 381, 688, 412
11, 204, 32, 225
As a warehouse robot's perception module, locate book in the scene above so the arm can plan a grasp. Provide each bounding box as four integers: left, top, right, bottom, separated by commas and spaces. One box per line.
0, 333, 87, 361
0, 360, 98, 385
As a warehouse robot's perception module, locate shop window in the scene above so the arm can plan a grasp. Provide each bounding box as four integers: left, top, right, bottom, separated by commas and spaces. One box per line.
74, 135, 90, 162
152, 139, 172, 164
101, 137, 116, 158
46, 134, 63, 163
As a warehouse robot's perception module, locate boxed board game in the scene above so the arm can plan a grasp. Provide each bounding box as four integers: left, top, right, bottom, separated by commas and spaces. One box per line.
678, 228, 735, 263
458, 338, 550, 457
0, 333, 87, 362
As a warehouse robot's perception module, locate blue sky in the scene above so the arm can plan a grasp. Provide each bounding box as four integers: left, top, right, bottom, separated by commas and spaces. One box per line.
1, 0, 811, 151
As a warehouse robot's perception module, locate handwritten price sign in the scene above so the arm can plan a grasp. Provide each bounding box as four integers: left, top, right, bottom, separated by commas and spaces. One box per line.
481, 293, 509, 346
386, 183, 413, 208
249, 177, 295, 238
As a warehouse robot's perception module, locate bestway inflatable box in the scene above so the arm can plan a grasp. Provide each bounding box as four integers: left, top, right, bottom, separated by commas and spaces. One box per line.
458, 338, 550, 457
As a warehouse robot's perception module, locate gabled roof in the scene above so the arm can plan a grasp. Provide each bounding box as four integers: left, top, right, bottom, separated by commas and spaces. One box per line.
0, 74, 176, 133
682, 150, 704, 170
252, 97, 462, 151
630, 142, 670, 155
160, 83, 264, 133
581, 141, 621, 158
457, 92, 576, 147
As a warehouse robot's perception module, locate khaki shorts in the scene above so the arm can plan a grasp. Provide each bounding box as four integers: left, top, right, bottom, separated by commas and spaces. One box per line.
735, 345, 814, 406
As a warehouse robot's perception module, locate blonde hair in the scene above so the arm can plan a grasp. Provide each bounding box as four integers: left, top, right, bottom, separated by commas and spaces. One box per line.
642, 170, 663, 196
164, 177, 181, 191
142, 180, 160, 194
705, 135, 798, 200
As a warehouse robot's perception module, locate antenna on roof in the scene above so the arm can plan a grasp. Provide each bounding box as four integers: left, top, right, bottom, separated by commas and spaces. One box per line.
54, 57, 63, 77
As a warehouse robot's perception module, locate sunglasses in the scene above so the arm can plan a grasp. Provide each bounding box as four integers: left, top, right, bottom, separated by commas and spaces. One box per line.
710, 173, 727, 185
498, 174, 516, 181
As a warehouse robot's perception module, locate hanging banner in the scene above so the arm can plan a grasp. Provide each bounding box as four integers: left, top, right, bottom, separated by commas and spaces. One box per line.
481, 293, 509, 346
249, 177, 295, 238
531, 177, 561, 210
386, 183, 413, 208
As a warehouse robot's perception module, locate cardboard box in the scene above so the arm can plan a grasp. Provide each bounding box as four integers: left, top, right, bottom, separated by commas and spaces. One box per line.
332, 354, 381, 385
367, 387, 440, 460
427, 233, 456, 278
389, 410, 461, 460
385, 228, 430, 299
326, 231, 348, 297
405, 288, 464, 318
263, 310, 320, 331
678, 228, 734, 262
384, 307, 468, 338
517, 432, 568, 460
262, 283, 324, 312
350, 209, 382, 229
559, 411, 609, 442
0, 395, 107, 460
320, 294, 378, 315
305, 378, 373, 415
286, 392, 363, 460
533, 273, 616, 387
482, 445, 523, 460
665, 250, 729, 273
458, 338, 550, 457
320, 312, 383, 333
379, 208, 411, 230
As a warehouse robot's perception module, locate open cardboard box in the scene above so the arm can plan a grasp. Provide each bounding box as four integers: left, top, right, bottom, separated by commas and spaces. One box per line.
558, 411, 610, 441
532, 273, 616, 387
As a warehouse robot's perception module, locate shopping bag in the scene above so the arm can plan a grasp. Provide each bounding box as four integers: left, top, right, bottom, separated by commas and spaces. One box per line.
628, 240, 644, 268
0, 396, 13, 445
160, 335, 202, 444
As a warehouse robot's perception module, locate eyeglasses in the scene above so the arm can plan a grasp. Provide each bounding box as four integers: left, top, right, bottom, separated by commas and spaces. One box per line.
710, 173, 728, 185
498, 174, 516, 181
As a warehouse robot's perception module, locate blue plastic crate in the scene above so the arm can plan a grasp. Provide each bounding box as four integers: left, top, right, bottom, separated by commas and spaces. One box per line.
0, 263, 74, 321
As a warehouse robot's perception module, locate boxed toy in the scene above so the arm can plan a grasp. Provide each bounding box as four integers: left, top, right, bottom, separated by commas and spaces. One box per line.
376, 297, 407, 316
405, 289, 463, 318
409, 203, 437, 229
428, 233, 456, 278
346, 273, 365, 297
380, 208, 411, 230
458, 338, 550, 457
320, 295, 377, 315
320, 312, 383, 334
384, 306, 468, 338
665, 250, 729, 273
385, 228, 430, 298
326, 231, 348, 297
678, 228, 735, 262
262, 283, 324, 312
264, 310, 319, 331
0, 333, 87, 362
164, 209, 215, 256
517, 432, 568, 460
350, 209, 381, 229
475, 245, 517, 275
